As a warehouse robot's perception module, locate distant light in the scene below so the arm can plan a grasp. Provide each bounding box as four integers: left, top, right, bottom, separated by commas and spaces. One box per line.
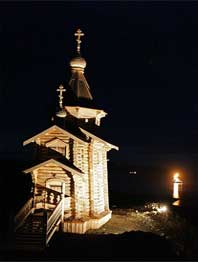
149, 203, 168, 213
157, 205, 167, 213
173, 172, 180, 182
173, 200, 181, 206
173, 172, 183, 199
129, 171, 137, 175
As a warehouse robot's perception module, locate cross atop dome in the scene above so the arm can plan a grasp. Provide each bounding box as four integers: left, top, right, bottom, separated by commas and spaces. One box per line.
74, 28, 84, 54
56, 84, 66, 109
66, 28, 107, 125
56, 84, 67, 118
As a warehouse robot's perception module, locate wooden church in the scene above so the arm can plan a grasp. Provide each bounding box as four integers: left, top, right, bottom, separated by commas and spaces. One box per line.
15, 29, 118, 248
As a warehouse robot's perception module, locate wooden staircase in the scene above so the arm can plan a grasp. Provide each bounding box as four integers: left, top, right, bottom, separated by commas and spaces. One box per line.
14, 184, 64, 250
15, 210, 47, 250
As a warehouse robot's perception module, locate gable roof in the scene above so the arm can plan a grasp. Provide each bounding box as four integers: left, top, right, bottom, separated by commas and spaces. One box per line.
80, 128, 119, 151
23, 158, 83, 176
23, 125, 88, 146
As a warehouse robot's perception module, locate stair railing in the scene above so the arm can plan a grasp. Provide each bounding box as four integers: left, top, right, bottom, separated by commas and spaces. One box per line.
46, 197, 64, 245
14, 197, 34, 231
35, 184, 62, 208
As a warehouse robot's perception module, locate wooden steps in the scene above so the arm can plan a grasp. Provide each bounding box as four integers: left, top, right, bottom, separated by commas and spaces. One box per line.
15, 211, 46, 250
15, 203, 62, 250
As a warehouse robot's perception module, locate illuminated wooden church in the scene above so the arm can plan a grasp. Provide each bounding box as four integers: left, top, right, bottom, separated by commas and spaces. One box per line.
15, 29, 118, 247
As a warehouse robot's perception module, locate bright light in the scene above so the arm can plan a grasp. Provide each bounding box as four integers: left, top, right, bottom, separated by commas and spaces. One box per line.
157, 205, 167, 213
173, 172, 181, 182
173, 200, 181, 206
129, 171, 137, 175
173, 172, 182, 199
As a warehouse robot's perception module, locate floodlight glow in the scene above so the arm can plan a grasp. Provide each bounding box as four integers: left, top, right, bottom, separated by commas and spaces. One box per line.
173, 172, 182, 199
158, 205, 167, 213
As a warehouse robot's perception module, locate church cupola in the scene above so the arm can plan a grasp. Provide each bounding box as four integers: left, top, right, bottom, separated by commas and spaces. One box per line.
65, 29, 106, 126
69, 29, 93, 101
70, 56, 87, 71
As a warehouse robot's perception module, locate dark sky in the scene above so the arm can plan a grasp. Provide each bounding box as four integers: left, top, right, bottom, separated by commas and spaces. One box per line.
1, 2, 198, 180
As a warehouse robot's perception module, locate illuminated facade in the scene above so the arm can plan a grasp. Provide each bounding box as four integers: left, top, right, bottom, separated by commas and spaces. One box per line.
15, 29, 118, 248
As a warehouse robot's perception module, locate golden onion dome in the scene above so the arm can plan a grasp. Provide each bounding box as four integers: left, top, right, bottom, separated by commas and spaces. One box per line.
70, 56, 86, 69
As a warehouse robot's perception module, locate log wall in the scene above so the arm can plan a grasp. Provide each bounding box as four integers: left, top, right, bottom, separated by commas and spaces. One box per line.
91, 140, 107, 215
73, 141, 90, 217
30, 127, 111, 221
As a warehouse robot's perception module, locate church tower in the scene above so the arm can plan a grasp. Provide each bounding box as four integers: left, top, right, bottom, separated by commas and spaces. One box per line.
64, 29, 107, 127
15, 29, 118, 245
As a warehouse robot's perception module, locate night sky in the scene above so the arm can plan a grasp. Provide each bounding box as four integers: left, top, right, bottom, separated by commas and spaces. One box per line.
1, 2, 198, 185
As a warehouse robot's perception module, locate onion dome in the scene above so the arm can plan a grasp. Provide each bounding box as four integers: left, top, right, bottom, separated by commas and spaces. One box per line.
70, 56, 86, 70
56, 109, 67, 118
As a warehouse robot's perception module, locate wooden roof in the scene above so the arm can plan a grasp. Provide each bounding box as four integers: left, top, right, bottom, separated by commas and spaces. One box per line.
23, 125, 88, 146
69, 71, 93, 100
80, 128, 119, 151
23, 158, 83, 176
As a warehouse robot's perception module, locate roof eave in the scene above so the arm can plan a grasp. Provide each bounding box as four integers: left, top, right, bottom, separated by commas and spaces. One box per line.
23, 158, 83, 177
23, 125, 88, 146
80, 128, 119, 151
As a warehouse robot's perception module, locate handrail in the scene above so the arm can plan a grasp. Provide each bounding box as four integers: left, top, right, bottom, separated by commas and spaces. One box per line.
14, 197, 34, 231
35, 183, 62, 196
35, 184, 62, 207
35, 183, 69, 198
46, 198, 63, 244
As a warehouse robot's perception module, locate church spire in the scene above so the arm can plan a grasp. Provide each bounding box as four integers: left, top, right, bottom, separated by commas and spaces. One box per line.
65, 29, 107, 126
69, 28, 93, 101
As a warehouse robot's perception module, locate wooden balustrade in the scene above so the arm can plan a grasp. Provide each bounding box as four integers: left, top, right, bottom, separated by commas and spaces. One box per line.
14, 197, 34, 231
34, 184, 62, 207
15, 184, 64, 246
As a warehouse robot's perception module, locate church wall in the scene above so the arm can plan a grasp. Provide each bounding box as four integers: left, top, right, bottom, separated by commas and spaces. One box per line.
91, 140, 106, 214
73, 174, 86, 218
73, 141, 90, 216
102, 149, 109, 211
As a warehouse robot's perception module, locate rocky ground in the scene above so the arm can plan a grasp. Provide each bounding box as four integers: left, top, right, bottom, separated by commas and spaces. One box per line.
86, 203, 198, 259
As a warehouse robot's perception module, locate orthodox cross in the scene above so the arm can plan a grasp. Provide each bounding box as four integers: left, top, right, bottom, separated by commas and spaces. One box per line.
56, 84, 66, 109
74, 28, 84, 54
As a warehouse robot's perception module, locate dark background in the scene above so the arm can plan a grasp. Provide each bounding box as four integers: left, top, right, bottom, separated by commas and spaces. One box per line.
0, 2, 198, 196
